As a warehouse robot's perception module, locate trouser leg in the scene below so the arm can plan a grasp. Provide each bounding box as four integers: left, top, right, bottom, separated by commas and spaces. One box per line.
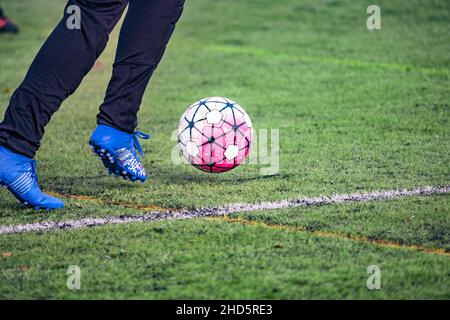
0, 0, 128, 157
97, 0, 185, 133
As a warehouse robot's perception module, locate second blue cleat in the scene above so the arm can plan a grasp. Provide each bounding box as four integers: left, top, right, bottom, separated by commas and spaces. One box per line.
0, 145, 64, 210
89, 125, 150, 182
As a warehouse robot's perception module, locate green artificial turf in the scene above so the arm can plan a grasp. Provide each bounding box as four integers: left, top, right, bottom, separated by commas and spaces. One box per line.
0, 201, 449, 299
0, 0, 449, 299
234, 194, 450, 251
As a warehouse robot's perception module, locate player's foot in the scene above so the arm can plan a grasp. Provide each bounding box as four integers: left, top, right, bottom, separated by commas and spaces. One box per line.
89, 125, 150, 182
0, 146, 64, 210
0, 16, 19, 33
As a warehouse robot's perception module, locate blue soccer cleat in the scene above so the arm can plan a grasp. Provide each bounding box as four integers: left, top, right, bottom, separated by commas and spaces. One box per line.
89, 125, 150, 182
0, 146, 64, 210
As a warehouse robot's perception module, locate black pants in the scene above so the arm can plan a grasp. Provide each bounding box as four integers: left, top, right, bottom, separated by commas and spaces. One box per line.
0, 0, 184, 158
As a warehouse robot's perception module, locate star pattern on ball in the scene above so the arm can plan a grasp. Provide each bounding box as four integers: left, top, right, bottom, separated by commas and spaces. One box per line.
178, 97, 252, 173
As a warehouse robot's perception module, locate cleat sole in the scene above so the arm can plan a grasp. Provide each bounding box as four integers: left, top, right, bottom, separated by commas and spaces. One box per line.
89, 141, 147, 182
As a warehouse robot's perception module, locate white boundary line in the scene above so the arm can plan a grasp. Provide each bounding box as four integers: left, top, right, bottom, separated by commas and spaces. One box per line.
0, 185, 449, 235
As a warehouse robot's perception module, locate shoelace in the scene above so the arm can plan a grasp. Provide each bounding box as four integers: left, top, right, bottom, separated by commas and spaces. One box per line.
132, 131, 150, 158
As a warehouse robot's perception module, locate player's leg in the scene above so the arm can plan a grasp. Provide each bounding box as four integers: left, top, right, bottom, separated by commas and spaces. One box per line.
0, 6, 19, 33
0, 0, 129, 158
90, 0, 185, 181
0, 0, 129, 209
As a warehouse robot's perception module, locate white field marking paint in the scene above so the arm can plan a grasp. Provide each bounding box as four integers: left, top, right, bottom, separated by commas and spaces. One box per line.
0, 185, 449, 235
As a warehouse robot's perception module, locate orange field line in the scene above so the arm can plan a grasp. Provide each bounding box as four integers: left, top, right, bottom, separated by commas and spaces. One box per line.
43, 190, 449, 256
45, 190, 169, 212
211, 216, 450, 257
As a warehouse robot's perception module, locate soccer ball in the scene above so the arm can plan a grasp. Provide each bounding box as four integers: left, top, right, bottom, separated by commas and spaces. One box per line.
178, 97, 253, 173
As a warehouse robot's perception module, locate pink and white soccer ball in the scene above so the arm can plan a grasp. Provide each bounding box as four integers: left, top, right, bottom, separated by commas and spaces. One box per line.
178, 97, 253, 173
